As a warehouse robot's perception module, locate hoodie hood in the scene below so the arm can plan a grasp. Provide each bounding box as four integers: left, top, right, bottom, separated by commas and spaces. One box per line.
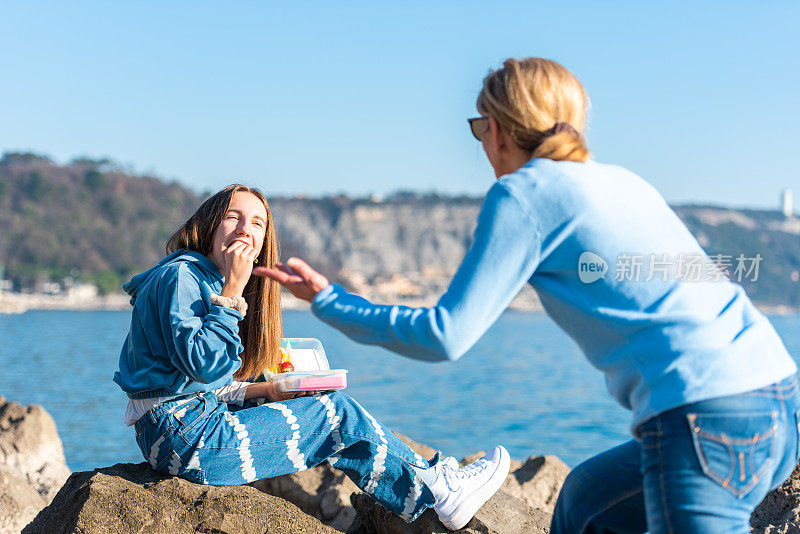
123, 250, 223, 301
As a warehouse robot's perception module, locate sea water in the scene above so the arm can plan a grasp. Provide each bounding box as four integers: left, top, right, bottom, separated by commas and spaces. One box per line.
1, 310, 799, 472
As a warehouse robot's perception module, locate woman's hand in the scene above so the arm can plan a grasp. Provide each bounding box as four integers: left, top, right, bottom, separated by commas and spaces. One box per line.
253, 257, 330, 303
220, 241, 258, 298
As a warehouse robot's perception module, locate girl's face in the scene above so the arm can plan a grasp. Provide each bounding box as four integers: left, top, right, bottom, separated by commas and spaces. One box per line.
208, 191, 268, 271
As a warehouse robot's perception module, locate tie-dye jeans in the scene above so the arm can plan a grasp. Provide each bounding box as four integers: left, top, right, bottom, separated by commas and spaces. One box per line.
133, 389, 437, 522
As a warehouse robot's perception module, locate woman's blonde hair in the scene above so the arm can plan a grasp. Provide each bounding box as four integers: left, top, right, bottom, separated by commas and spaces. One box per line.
166, 184, 283, 380
477, 57, 590, 163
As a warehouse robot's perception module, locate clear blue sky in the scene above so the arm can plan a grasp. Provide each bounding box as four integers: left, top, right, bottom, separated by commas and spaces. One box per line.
1, 1, 798, 209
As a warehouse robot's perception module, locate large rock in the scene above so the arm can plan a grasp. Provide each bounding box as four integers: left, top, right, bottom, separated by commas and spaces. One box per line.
0, 467, 46, 534
351, 489, 550, 534
250, 432, 438, 532
0, 396, 71, 502
500, 455, 570, 514
250, 461, 361, 532
23, 462, 340, 534
752, 463, 800, 533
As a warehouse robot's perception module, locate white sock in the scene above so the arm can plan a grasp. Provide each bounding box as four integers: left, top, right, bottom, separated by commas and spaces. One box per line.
415, 464, 438, 487
415, 463, 450, 501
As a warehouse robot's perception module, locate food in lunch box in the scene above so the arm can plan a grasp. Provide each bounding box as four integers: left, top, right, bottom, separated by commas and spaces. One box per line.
267, 348, 293, 375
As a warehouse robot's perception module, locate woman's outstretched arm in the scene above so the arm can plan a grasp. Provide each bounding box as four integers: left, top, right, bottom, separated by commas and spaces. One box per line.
258, 182, 543, 362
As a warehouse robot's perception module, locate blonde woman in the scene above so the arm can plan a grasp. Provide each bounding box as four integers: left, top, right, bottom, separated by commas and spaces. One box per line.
260, 58, 800, 533
114, 185, 511, 531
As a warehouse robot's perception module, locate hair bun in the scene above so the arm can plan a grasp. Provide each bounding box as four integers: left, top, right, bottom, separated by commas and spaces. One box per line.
476, 58, 590, 162
546, 121, 582, 138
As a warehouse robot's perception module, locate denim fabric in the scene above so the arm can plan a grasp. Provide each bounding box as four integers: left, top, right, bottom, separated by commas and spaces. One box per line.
134, 390, 436, 522
551, 375, 800, 534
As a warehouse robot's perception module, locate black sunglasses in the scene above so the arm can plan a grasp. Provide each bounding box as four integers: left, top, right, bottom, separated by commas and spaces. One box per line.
467, 117, 489, 141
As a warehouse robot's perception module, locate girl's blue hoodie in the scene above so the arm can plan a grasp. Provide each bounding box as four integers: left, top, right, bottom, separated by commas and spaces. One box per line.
113, 250, 244, 399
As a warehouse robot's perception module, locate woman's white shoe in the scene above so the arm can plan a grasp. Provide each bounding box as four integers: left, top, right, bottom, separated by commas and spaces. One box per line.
432, 445, 511, 531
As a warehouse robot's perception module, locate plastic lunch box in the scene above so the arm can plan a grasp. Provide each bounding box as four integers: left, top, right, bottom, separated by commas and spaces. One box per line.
268, 338, 348, 394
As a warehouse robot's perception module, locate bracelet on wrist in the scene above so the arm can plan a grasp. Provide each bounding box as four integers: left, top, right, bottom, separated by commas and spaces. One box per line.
209, 293, 248, 316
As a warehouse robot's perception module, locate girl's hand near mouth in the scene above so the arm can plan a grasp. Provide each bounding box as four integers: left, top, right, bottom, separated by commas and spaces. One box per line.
220, 240, 258, 298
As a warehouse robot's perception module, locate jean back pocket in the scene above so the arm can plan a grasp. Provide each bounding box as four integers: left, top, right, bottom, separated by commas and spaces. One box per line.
687, 411, 778, 497
161, 394, 210, 436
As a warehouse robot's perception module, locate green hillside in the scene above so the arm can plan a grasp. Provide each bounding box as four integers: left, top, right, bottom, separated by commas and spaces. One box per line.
0, 153, 202, 293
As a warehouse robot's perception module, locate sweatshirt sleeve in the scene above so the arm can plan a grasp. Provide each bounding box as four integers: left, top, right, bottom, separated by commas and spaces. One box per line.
214, 381, 250, 405
311, 182, 543, 361
162, 264, 244, 383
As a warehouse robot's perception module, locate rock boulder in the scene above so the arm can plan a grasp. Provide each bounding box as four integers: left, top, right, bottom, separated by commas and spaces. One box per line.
249, 432, 435, 532
0, 467, 46, 534
23, 462, 340, 534
0, 396, 71, 503
250, 461, 361, 532
351, 489, 551, 534
500, 455, 570, 514
752, 463, 800, 533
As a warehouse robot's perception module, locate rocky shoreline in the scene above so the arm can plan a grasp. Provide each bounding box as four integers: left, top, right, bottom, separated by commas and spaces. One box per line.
2, 289, 797, 316
0, 288, 545, 315
0, 292, 130, 314
2, 397, 800, 533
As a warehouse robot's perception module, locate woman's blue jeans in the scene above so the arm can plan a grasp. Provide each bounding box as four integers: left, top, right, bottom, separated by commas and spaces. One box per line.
551, 375, 800, 534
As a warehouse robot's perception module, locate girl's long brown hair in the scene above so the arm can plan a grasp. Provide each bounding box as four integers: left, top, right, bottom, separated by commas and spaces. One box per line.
166, 184, 283, 380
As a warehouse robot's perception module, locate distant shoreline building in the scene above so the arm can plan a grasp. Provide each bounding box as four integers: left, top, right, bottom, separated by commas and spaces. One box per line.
782, 188, 794, 218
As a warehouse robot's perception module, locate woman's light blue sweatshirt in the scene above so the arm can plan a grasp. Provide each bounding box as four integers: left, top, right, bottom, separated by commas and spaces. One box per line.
311, 158, 797, 429
113, 250, 244, 399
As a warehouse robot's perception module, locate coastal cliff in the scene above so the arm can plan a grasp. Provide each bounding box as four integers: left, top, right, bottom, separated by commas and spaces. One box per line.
1, 153, 799, 312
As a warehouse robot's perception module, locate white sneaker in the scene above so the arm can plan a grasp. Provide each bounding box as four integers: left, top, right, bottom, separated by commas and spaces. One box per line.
432, 446, 510, 531
440, 455, 460, 470
423, 455, 459, 492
